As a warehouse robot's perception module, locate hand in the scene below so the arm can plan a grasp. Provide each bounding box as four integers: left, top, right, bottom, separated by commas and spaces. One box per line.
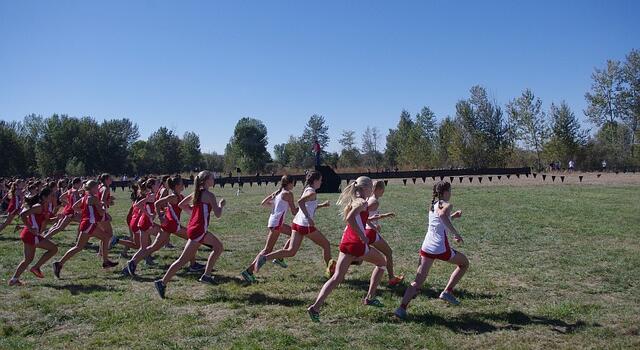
451, 210, 462, 219
362, 236, 369, 246
321, 201, 330, 208
219, 198, 226, 208
454, 234, 463, 243
386, 212, 396, 218
308, 218, 315, 227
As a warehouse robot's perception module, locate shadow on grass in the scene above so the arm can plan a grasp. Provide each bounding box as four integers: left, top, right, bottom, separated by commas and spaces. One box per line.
197, 291, 307, 307
42, 283, 117, 295
342, 278, 495, 300
0, 235, 20, 242
383, 310, 598, 335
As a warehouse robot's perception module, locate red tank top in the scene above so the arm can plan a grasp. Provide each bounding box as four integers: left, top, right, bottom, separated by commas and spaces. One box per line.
65, 190, 78, 212
165, 194, 184, 225
340, 207, 369, 245
187, 200, 210, 235
80, 194, 102, 223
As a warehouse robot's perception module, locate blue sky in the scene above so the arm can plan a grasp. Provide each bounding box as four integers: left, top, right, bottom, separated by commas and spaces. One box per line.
1, 1, 638, 154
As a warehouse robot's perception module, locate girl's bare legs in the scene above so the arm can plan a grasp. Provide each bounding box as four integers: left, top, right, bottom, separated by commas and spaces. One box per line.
58, 230, 92, 266
44, 215, 72, 239
361, 247, 387, 300
92, 227, 113, 264
260, 231, 304, 270
247, 225, 291, 272
11, 243, 36, 280
371, 237, 397, 279
161, 239, 201, 285
443, 252, 469, 293
306, 230, 332, 265
201, 232, 223, 277
309, 252, 353, 311
399, 256, 435, 309
32, 238, 58, 270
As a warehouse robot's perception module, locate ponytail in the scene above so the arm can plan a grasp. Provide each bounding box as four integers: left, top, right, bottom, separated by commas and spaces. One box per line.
336, 176, 372, 219
193, 171, 212, 205
430, 181, 451, 212
275, 175, 292, 196
99, 173, 110, 185
167, 175, 183, 192
304, 170, 322, 188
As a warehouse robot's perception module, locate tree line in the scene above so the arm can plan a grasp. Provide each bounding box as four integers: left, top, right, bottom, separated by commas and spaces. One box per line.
1, 49, 638, 177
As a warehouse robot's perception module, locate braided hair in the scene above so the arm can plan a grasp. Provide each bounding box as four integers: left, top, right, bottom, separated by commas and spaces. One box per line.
430, 181, 451, 212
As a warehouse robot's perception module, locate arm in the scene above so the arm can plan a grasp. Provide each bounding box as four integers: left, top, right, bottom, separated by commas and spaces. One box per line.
439, 203, 463, 242
154, 194, 175, 215
345, 201, 368, 245
368, 212, 396, 221
283, 191, 298, 215
260, 192, 276, 208
72, 197, 84, 212
317, 200, 330, 208
59, 190, 70, 206
208, 192, 225, 218
178, 193, 194, 212
297, 191, 316, 225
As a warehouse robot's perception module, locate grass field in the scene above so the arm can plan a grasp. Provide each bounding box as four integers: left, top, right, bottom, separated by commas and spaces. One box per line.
1, 180, 639, 349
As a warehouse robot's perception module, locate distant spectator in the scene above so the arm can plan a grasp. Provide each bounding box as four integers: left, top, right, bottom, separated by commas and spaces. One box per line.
568, 160, 575, 172
601, 160, 607, 172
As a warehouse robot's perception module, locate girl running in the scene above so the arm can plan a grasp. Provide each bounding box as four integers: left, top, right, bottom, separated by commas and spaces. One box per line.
8, 188, 59, 286
306, 176, 387, 322
394, 181, 468, 320
254, 170, 334, 278
366, 180, 403, 286
154, 170, 226, 298
123, 176, 204, 276
0, 179, 25, 233
52, 180, 119, 278
44, 178, 83, 239
241, 175, 297, 283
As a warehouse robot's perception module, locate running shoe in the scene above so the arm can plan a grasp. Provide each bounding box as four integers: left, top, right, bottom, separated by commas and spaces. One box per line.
144, 256, 156, 266
121, 266, 130, 276
102, 260, 119, 269
126, 260, 137, 275
439, 291, 460, 305
394, 307, 407, 320
154, 280, 166, 299
188, 262, 206, 272
53, 261, 62, 278
8, 278, 23, 286
240, 269, 257, 283
307, 306, 320, 322
272, 258, 288, 268
109, 236, 119, 250
388, 275, 405, 287
198, 274, 215, 285
363, 298, 384, 307
324, 259, 336, 278
30, 267, 44, 279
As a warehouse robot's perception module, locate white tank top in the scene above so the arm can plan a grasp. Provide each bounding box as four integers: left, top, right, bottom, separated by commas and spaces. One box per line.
366, 208, 378, 230
421, 201, 448, 255
267, 191, 289, 228
292, 187, 317, 227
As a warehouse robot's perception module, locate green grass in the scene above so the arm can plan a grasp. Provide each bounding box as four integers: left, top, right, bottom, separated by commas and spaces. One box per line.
1, 183, 639, 349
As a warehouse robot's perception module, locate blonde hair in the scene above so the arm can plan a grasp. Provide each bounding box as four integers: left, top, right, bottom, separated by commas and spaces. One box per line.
193, 170, 212, 205
337, 176, 373, 219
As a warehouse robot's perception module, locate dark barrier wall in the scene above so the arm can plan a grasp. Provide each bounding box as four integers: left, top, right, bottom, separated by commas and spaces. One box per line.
110, 167, 532, 193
